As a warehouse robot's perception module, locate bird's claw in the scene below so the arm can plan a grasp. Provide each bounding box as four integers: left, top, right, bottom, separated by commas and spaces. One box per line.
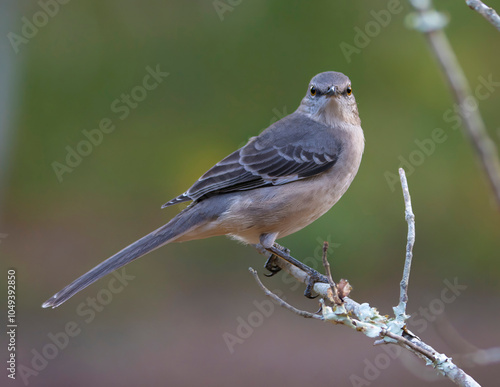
260, 243, 329, 299
304, 272, 323, 299
264, 254, 282, 277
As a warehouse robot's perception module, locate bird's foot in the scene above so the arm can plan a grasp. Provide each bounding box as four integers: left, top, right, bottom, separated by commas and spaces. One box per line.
263, 252, 285, 277
265, 243, 329, 299
303, 270, 325, 299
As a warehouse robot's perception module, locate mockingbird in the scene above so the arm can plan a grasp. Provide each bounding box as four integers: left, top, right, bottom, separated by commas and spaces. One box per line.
43, 71, 364, 308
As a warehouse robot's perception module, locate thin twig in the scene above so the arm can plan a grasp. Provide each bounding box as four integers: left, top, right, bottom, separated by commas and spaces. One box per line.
466, 0, 500, 32
321, 241, 342, 304
383, 330, 435, 360
408, 0, 500, 208
321, 242, 335, 289
248, 268, 322, 320
394, 168, 415, 322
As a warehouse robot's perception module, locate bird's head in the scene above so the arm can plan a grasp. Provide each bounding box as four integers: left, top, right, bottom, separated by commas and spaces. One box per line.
298, 71, 361, 127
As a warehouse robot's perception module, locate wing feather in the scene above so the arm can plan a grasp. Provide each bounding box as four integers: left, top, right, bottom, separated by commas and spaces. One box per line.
162, 113, 341, 208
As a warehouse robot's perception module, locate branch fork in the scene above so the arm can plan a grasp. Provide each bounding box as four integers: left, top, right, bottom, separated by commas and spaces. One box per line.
249, 169, 481, 387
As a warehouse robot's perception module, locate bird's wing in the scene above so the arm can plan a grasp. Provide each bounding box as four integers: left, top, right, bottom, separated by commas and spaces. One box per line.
162, 114, 341, 208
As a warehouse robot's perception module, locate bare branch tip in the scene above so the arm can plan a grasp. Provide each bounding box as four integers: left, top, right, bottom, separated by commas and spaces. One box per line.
322, 241, 329, 254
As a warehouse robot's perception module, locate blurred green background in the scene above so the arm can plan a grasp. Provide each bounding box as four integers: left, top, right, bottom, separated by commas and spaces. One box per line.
1, 0, 499, 386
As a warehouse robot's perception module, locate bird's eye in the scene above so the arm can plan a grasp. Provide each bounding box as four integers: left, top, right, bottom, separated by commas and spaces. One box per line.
310, 86, 316, 96
346, 86, 352, 96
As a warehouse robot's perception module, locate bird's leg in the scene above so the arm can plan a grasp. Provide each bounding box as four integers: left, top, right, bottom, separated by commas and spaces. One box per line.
263, 242, 329, 299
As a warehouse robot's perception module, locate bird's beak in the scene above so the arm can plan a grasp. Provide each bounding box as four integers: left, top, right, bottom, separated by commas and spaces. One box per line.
326, 86, 338, 98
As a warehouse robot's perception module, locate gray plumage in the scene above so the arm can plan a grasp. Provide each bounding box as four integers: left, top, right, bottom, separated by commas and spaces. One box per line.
42, 71, 364, 309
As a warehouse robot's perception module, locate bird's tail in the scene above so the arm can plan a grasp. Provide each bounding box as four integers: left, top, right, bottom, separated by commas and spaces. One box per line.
42, 209, 200, 309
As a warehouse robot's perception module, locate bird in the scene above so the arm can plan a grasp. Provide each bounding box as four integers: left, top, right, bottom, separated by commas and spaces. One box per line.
42, 71, 364, 309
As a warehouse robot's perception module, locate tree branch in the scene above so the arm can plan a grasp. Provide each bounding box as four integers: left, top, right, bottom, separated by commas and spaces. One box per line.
407, 0, 500, 208
249, 168, 481, 386
248, 268, 322, 320
466, 0, 500, 32
394, 168, 415, 322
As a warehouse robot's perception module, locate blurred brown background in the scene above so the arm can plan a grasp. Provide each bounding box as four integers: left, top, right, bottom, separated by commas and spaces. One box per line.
1, 0, 499, 386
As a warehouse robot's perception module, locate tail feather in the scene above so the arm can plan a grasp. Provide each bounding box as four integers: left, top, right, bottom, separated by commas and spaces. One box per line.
42, 215, 190, 309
